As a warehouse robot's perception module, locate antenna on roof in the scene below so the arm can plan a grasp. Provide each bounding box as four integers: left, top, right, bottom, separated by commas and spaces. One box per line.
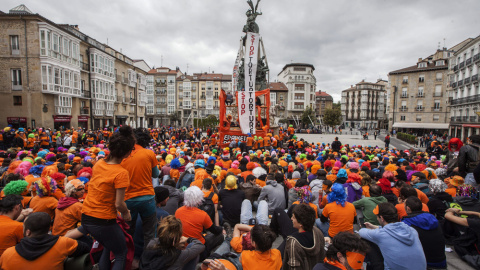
161, 55, 163, 67
438, 42, 440, 50
443, 38, 446, 49
187, 63, 189, 74
106, 38, 108, 45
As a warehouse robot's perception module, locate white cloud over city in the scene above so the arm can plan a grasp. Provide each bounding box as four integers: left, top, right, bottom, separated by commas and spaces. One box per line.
3, 0, 480, 101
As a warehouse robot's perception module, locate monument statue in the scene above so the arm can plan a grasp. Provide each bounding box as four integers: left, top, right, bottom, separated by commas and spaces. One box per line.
243, 0, 262, 34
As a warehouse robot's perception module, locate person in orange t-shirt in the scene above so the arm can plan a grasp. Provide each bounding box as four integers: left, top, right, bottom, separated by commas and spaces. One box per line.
52, 179, 84, 236
0, 195, 25, 257
81, 126, 134, 270
396, 186, 429, 220
319, 183, 357, 238
240, 224, 282, 270
0, 212, 89, 270
121, 129, 159, 244
30, 177, 58, 220
175, 186, 223, 256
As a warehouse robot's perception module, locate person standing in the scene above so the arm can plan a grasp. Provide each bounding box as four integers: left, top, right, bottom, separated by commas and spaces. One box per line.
374, 130, 378, 140
384, 134, 390, 149
331, 137, 342, 152
81, 126, 135, 270
457, 134, 480, 187
121, 128, 160, 248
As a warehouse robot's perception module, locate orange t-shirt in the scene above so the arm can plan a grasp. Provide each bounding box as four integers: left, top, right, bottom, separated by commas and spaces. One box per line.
175, 206, 213, 244
396, 203, 429, 220
170, 169, 180, 182
0, 236, 78, 270
222, 160, 233, 170
230, 236, 243, 253
392, 187, 400, 197
445, 188, 456, 197
121, 145, 158, 201
416, 189, 429, 204
194, 168, 209, 183
0, 215, 23, 257
207, 259, 236, 270
52, 201, 82, 236
246, 137, 254, 147
203, 191, 219, 204
240, 249, 282, 270
52, 189, 65, 200
82, 159, 130, 220
227, 168, 242, 176
362, 186, 370, 197
322, 201, 357, 237
30, 196, 58, 220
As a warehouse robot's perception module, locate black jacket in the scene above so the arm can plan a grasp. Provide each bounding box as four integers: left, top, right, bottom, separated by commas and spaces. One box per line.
458, 144, 479, 178
427, 192, 453, 219
331, 140, 342, 152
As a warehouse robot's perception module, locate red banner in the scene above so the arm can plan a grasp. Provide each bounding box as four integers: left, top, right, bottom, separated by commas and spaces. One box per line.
78, 116, 89, 122
7, 117, 27, 123
53, 116, 72, 123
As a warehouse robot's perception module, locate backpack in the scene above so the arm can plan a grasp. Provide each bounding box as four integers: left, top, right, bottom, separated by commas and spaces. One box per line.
199, 192, 216, 222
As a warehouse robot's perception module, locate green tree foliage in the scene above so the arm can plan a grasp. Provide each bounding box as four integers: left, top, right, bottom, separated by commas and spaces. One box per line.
323, 108, 342, 128
169, 112, 181, 125
301, 106, 317, 127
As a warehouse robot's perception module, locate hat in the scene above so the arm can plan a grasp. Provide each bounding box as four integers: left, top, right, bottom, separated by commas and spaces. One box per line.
225, 175, 237, 189
292, 171, 301, 179
194, 159, 205, 168
64, 179, 85, 197
154, 186, 170, 203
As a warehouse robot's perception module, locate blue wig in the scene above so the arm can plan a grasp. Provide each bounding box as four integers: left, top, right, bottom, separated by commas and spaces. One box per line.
29, 165, 45, 176
78, 177, 89, 184
327, 183, 347, 207
337, 169, 348, 179
170, 158, 182, 169
207, 156, 217, 165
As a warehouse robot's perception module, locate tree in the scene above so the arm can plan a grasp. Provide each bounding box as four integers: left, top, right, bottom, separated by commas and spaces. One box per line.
323, 108, 342, 128
301, 106, 317, 128
332, 101, 341, 110
169, 112, 181, 125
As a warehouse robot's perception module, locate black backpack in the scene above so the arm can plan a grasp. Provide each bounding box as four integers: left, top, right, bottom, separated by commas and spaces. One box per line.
200, 192, 216, 222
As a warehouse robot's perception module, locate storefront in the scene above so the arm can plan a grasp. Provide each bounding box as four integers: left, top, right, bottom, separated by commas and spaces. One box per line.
78, 116, 89, 130
116, 115, 128, 126
53, 115, 72, 130
7, 117, 27, 129
392, 122, 449, 136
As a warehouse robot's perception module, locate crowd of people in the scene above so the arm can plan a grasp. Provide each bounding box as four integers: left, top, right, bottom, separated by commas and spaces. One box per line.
0, 124, 480, 270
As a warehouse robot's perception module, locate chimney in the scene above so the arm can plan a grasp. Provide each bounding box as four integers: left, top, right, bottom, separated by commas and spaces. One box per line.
418, 58, 422, 62
73, 25, 79, 30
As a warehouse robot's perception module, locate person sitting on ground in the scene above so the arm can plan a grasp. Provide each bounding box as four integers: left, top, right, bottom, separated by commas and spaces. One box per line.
240, 224, 282, 270
239, 174, 262, 205
161, 179, 184, 215
219, 175, 245, 227
175, 186, 224, 259
283, 203, 325, 270
396, 186, 429, 221
52, 179, 84, 236
140, 215, 205, 270
427, 179, 453, 220
257, 173, 286, 215
317, 183, 356, 239
0, 212, 89, 270
0, 194, 27, 257
359, 202, 426, 270
313, 232, 369, 270
202, 178, 220, 226
353, 184, 387, 226
402, 196, 447, 269
30, 176, 58, 220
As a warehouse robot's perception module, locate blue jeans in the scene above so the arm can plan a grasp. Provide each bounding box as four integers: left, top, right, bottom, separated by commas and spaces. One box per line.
82, 218, 127, 270
126, 197, 157, 249
315, 218, 330, 238
241, 200, 268, 225
182, 242, 201, 270
465, 173, 478, 188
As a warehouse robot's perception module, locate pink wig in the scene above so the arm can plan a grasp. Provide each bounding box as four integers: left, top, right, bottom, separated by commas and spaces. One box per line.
15, 161, 32, 177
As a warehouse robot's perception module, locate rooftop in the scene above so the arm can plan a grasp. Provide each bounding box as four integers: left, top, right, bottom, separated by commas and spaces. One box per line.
9, 4, 32, 14
278, 63, 315, 75
269, 82, 288, 92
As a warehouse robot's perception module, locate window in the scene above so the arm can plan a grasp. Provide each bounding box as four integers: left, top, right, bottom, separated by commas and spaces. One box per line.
416, 115, 422, 122
270, 92, 276, 106
418, 62, 427, 68
436, 60, 445, 66
416, 100, 423, 111
11, 69, 22, 90
294, 93, 304, 100
417, 87, 424, 97
434, 85, 442, 97
10, 35, 19, 54
433, 115, 440, 121
294, 84, 305, 91
436, 73, 442, 81
401, 101, 407, 111
401, 88, 407, 97
13, 96, 22, 106
419, 75, 425, 82
400, 115, 406, 121
402, 76, 408, 84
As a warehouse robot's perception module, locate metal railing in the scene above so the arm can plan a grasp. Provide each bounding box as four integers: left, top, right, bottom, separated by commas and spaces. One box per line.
400, 107, 408, 112
81, 90, 91, 98
466, 58, 472, 66
402, 80, 408, 84
81, 62, 89, 71
474, 54, 480, 63
431, 107, 442, 111
458, 80, 463, 87
450, 94, 480, 105
472, 74, 479, 82
80, 108, 89, 115
465, 77, 471, 85
415, 106, 424, 111
459, 62, 465, 69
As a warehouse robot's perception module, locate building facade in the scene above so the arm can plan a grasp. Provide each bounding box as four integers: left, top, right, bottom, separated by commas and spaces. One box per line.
0, 5, 149, 130
277, 63, 316, 122
315, 91, 333, 124
387, 41, 471, 134
341, 80, 386, 129
448, 36, 480, 141
268, 82, 288, 125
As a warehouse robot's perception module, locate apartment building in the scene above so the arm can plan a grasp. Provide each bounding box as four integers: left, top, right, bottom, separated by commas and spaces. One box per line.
341, 80, 387, 129
315, 91, 333, 124
387, 40, 471, 134
277, 63, 316, 122
448, 35, 480, 140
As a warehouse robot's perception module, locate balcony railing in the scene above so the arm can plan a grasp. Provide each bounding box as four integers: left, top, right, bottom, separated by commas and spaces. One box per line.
466, 58, 472, 66
459, 62, 465, 69
474, 54, 480, 63
415, 106, 424, 111
80, 107, 89, 115
55, 106, 71, 115
81, 90, 91, 98
463, 116, 468, 121
402, 80, 408, 84
458, 80, 463, 87
465, 77, 471, 85
451, 82, 457, 88
416, 94, 424, 98
400, 107, 408, 112
454, 65, 458, 72
450, 94, 480, 105
431, 107, 442, 112
472, 74, 479, 82
470, 116, 478, 122
433, 92, 443, 97
130, 98, 136, 104
456, 116, 462, 122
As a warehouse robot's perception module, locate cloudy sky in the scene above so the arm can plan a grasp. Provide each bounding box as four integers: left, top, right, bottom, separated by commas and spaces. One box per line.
4, 0, 480, 101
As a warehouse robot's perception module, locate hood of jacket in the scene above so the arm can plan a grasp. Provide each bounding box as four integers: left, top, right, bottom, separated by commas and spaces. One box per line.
57, 196, 79, 210
165, 185, 180, 197
310, 179, 323, 189
433, 192, 453, 202
369, 196, 388, 204
266, 180, 278, 187
140, 240, 181, 270
383, 222, 417, 246
286, 226, 324, 257
350, 182, 362, 191
15, 235, 59, 261
455, 196, 479, 206
402, 212, 439, 230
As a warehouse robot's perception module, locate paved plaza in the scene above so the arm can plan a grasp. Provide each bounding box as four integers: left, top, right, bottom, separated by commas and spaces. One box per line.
294, 132, 386, 148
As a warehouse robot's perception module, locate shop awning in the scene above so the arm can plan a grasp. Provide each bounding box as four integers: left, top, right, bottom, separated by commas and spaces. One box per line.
392, 122, 449, 129
463, 124, 480, 128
